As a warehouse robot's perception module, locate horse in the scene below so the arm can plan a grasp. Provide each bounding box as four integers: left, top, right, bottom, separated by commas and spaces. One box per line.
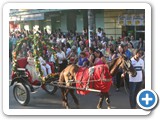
58, 54, 137, 109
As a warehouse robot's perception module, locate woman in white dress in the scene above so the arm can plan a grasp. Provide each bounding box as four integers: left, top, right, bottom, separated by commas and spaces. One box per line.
26, 50, 39, 82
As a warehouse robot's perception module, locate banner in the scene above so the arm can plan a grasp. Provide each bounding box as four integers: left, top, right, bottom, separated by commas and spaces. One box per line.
118, 16, 126, 26
126, 15, 133, 26
133, 14, 145, 26
118, 14, 144, 26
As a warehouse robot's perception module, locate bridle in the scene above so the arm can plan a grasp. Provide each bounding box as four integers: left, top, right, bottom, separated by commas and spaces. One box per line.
123, 59, 131, 73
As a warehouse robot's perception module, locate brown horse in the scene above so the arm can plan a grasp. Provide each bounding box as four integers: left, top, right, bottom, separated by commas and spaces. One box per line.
58, 54, 137, 109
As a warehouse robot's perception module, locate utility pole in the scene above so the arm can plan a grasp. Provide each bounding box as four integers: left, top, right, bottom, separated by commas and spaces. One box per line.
88, 9, 96, 47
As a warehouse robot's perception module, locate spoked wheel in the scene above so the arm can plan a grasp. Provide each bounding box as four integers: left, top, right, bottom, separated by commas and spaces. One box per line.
43, 81, 58, 95
13, 83, 30, 106
43, 83, 58, 95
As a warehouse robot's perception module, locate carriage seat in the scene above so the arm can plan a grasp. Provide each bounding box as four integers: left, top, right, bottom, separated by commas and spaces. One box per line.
16, 57, 55, 73
12, 57, 55, 85
12, 58, 55, 79
17, 57, 28, 68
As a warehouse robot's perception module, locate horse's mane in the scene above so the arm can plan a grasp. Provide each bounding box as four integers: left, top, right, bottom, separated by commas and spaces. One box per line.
109, 57, 119, 72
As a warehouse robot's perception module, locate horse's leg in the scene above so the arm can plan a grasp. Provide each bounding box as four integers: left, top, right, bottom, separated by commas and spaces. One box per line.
63, 89, 70, 109
105, 92, 111, 109
60, 88, 69, 109
69, 89, 79, 108
61, 88, 66, 107
97, 92, 104, 109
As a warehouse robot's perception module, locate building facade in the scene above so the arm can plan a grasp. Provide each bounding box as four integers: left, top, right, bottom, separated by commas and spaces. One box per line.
9, 9, 145, 40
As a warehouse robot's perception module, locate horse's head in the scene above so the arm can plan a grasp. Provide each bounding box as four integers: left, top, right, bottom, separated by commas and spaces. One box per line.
109, 54, 137, 77
119, 54, 137, 77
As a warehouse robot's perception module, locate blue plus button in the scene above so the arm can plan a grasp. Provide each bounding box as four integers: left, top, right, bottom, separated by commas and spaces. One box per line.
137, 89, 158, 110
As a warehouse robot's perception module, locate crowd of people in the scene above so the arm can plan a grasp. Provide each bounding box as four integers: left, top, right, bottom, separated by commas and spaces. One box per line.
9, 27, 145, 109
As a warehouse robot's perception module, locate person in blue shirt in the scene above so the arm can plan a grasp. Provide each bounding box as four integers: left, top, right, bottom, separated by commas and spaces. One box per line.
124, 43, 132, 59
78, 52, 88, 67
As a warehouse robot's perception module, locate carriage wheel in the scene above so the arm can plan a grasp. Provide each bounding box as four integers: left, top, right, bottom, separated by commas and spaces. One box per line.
13, 83, 30, 106
43, 81, 58, 95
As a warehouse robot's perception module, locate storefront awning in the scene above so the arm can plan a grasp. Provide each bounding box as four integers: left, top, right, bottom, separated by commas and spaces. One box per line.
9, 9, 68, 17
10, 13, 44, 21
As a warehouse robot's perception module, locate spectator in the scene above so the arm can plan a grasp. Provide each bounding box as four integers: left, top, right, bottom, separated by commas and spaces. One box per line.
129, 49, 145, 109
11, 34, 18, 50
65, 42, 71, 58
78, 52, 88, 67
83, 47, 90, 58
137, 38, 145, 51
130, 35, 135, 48
56, 47, 67, 72
94, 50, 108, 67
128, 43, 134, 57
101, 32, 109, 45
67, 46, 78, 64
88, 47, 96, 67
98, 43, 106, 56
97, 27, 103, 40
109, 36, 116, 50
124, 43, 132, 59
108, 48, 117, 62
115, 44, 125, 92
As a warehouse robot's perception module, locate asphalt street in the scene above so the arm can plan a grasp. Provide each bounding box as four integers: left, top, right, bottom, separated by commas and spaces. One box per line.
9, 85, 131, 109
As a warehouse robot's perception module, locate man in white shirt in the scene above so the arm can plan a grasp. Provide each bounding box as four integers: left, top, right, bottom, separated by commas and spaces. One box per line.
97, 27, 102, 41
38, 56, 52, 77
56, 47, 67, 72
129, 49, 145, 109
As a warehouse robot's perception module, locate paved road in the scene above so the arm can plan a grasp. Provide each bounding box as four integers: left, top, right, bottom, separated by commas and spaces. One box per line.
9, 85, 131, 109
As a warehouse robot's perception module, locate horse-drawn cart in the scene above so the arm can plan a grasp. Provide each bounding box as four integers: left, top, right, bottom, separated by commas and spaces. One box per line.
10, 57, 59, 106
10, 35, 59, 106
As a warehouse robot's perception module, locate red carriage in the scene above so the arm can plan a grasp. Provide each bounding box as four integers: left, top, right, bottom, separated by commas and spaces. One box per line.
10, 35, 59, 106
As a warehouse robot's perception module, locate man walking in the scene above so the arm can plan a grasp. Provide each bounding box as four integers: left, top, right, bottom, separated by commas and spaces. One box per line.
129, 49, 145, 109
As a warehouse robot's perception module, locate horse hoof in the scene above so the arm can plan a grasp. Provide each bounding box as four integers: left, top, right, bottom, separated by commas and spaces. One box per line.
76, 105, 80, 109
107, 106, 111, 109
66, 106, 70, 109
62, 102, 65, 107
97, 105, 102, 109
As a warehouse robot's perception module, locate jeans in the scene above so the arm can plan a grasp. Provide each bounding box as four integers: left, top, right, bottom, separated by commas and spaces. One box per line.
129, 82, 142, 109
